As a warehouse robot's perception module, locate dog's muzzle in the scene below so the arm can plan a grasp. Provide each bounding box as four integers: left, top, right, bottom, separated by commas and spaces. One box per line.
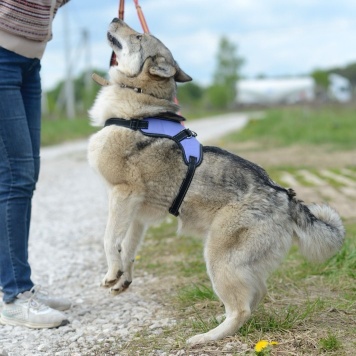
107, 32, 122, 49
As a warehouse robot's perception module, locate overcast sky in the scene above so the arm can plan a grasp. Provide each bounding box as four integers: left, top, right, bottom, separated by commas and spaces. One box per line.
41, 0, 356, 90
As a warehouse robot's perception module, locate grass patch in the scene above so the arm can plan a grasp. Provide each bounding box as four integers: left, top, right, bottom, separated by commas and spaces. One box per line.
240, 299, 324, 336
41, 116, 97, 146
319, 332, 342, 352
178, 283, 217, 305
225, 105, 356, 150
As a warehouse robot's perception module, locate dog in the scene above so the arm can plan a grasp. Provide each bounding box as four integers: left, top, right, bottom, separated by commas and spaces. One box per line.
88, 18, 345, 345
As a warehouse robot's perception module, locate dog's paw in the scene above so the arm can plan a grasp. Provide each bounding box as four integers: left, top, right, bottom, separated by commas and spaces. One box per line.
110, 280, 132, 295
100, 270, 123, 288
186, 333, 211, 346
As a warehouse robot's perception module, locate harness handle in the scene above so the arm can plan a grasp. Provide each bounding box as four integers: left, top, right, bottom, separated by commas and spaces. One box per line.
169, 157, 197, 217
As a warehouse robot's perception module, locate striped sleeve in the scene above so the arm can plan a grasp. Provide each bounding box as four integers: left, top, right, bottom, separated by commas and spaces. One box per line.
0, 0, 70, 42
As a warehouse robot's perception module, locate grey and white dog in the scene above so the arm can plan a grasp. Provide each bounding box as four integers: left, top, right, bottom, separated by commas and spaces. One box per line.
88, 18, 345, 345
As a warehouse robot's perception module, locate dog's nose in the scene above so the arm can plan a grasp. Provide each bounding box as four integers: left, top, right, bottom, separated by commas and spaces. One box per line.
112, 17, 119, 23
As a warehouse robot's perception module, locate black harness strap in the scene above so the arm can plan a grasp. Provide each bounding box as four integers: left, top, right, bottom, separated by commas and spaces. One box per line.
105, 118, 148, 130
169, 156, 197, 216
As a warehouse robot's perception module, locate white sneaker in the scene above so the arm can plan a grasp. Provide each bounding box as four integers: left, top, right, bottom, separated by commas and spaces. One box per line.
0, 290, 68, 329
33, 285, 71, 311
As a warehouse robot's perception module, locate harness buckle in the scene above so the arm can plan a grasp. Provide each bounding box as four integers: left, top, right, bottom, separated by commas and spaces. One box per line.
130, 119, 141, 130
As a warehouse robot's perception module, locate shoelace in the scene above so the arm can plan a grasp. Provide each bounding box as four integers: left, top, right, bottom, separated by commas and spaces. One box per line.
25, 286, 48, 312
33, 285, 49, 298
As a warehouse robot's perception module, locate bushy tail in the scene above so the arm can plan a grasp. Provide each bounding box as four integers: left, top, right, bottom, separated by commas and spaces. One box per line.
290, 199, 345, 263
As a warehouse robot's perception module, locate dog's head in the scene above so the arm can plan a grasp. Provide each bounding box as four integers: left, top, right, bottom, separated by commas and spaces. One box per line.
107, 18, 192, 84
89, 19, 192, 124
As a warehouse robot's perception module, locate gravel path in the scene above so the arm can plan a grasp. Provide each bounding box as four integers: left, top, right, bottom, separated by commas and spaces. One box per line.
0, 113, 255, 356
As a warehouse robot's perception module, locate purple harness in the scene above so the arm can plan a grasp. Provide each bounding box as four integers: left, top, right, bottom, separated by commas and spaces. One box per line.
105, 117, 203, 216
140, 118, 202, 165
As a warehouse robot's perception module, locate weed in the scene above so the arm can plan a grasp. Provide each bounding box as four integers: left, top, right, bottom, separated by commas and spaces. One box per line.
319, 332, 342, 352
178, 283, 217, 304
190, 306, 220, 333
254, 340, 279, 355
240, 299, 324, 336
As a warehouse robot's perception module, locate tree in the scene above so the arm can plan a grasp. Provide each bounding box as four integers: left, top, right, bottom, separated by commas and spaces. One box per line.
328, 62, 356, 87
208, 36, 244, 109
177, 82, 204, 106
44, 69, 105, 118
311, 69, 330, 89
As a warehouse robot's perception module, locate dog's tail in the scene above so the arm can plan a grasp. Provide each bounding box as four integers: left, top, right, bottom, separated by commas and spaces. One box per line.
289, 192, 345, 263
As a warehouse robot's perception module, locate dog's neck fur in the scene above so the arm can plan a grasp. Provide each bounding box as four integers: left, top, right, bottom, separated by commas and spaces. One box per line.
89, 65, 180, 127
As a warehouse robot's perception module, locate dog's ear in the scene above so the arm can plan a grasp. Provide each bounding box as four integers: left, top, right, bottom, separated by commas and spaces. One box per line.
148, 62, 176, 78
148, 57, 192, 82
174, 67, 192, 83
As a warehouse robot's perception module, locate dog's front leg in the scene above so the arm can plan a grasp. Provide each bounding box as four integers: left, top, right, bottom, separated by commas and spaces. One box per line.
111, 219, 146, 295
101, 185, 138, 290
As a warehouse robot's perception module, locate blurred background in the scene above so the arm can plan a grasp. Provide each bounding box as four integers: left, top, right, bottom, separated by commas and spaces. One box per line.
41, 0, 356, 124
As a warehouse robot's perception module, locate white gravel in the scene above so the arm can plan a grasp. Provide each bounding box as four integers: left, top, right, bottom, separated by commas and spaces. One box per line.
0, 113, 258, 356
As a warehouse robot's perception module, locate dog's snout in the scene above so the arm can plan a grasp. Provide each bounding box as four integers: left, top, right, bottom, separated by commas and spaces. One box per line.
112, 17, 120, 23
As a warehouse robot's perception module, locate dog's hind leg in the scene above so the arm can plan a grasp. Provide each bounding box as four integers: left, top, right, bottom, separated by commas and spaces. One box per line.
101, 185, 141, 290
187, 211, 269, 345
187, 264, 259, 345
110, 219, 147, 294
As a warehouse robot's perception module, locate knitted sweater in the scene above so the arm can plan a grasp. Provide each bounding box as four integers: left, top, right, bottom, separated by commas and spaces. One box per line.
0, 0, 70, 59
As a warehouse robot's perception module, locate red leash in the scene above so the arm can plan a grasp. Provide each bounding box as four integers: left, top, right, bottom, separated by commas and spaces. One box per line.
133, 0, 150, 33
119, 0, 125, 20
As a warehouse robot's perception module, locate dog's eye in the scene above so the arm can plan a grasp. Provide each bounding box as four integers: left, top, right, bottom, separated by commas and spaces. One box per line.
130, 34, 142, 44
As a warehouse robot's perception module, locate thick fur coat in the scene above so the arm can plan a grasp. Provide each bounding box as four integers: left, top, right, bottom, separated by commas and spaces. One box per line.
88, 19, 345, 345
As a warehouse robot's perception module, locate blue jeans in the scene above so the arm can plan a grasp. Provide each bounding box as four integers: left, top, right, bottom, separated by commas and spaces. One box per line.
0, 47, 41, 303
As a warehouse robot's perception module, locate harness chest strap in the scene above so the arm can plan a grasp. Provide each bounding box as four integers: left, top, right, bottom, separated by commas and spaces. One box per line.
104, 117, 203, 216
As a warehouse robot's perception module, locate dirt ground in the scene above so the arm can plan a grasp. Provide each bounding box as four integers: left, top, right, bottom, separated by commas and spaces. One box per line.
224, 141, 356, 169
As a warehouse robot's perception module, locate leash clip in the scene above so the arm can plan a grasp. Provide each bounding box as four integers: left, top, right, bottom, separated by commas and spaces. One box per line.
187, 129, 197, 138
173, 128, 197, 142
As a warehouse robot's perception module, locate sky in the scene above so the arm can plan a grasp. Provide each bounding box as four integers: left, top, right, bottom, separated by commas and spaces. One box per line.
41, 0, 356, 90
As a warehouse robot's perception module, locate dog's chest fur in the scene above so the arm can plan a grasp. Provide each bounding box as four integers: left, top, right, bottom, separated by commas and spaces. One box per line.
88, 125, 189, 219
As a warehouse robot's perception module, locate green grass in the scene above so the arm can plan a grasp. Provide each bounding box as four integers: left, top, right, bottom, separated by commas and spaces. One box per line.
240, 299, 325, 336
319, 332, 342, 352
178, 283, 217, 305
225, 105, 356, 150
41, 116, 97, 146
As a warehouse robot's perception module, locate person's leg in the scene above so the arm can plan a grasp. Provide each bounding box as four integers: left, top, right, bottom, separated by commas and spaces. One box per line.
0, 47, 38, 303
21, 57, 42, 258
0, 49, 71, 328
